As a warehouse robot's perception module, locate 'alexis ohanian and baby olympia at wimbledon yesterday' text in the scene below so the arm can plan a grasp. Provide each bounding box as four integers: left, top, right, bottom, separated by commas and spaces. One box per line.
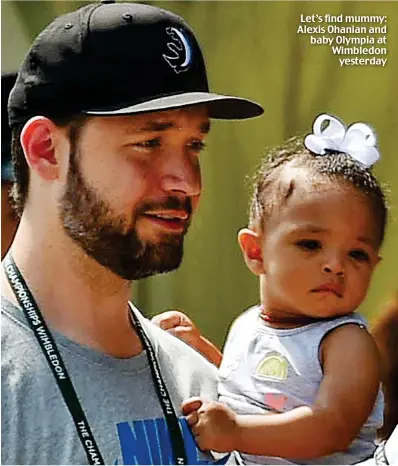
297, 14, 388, 67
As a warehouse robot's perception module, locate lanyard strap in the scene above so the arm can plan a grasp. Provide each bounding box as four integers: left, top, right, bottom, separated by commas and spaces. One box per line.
3, 254, 188, 465
4, 255, 104, 465
128, 307, 188, 465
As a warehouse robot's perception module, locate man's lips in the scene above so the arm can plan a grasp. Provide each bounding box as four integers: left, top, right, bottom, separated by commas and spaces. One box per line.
141, 210, 190, 231
143, 209, 189, 220
312, 283, 343, 298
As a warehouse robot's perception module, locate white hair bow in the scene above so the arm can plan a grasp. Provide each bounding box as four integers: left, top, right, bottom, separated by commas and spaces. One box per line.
304, 114, 380, 168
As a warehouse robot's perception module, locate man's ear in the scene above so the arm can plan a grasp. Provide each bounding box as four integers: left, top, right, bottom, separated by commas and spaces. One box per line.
237, 228, 265, 276
20, 116, 62, 181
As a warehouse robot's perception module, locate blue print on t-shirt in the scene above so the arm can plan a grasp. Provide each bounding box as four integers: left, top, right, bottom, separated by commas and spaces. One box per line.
115, 417, 229, 465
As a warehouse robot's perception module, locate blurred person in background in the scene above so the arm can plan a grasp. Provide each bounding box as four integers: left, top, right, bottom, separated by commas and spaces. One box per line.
371, 292, 398, 441
359, 294, 398, 466
358, 425, 398, 465
1, 73, 18, 259
1, 1, 263, 464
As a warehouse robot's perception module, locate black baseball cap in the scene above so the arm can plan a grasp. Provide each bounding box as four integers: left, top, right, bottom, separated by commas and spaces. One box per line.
2, 73, 17, 182
8, 1, 264, 127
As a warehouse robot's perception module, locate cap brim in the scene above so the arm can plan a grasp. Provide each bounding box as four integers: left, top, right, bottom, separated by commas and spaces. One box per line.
84, 92, 264, 120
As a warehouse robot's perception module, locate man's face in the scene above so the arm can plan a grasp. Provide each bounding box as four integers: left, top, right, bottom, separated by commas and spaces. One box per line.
59, 107, 209, 280
1, 181, 18, 259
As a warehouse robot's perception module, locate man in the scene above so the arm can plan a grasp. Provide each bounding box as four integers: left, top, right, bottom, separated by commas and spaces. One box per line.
1, 73, 18, 259
1, 1, 263, 464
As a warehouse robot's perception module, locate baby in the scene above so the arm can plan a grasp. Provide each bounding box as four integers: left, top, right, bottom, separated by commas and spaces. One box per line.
154, 114, 386, 464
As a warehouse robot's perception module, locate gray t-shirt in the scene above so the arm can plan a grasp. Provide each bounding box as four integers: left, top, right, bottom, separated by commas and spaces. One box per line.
1, 298, 228, 465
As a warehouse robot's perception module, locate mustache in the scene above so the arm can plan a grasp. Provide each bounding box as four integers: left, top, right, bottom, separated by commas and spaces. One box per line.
137, 196, 193, 217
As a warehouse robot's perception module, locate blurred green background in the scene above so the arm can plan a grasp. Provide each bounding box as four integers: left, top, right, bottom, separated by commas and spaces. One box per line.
3, 1, 397, 349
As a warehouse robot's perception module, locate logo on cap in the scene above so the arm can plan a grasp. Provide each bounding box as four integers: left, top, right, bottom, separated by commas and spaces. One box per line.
162, 27, 192, 74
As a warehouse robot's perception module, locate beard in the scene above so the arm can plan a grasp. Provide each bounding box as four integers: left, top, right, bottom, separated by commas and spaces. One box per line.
58, 149, 192, 281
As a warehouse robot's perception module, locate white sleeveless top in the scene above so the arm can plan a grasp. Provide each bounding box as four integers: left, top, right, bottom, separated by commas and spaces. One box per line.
219, 306, 384, 465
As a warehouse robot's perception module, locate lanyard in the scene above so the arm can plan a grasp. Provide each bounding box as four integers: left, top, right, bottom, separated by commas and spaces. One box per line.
3, 254, 188, 465
128, 307, 188, 465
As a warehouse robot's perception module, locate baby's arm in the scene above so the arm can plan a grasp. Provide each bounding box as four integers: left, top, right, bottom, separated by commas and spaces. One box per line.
152, 310, 222, 367
183, 323, 381, 459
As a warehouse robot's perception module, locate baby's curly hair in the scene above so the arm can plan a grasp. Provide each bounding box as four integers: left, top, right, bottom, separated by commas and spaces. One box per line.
249, 136, 387, 247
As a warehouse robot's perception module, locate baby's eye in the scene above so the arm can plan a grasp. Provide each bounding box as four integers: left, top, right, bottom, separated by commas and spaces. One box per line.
349, 249, 370, 262
295, 239, 322, 251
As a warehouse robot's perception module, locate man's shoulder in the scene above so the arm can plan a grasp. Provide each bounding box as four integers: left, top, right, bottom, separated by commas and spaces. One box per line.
1, 298, 31, 350
1, 298, 42, 375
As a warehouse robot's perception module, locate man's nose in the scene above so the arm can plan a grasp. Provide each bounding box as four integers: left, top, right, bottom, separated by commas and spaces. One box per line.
160, 150, 201, 197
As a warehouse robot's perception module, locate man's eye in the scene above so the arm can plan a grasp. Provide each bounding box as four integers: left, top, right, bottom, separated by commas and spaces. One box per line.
295, 239, 322, 251
349, 249, 370, 262
134, 138, 161, 148
189, 140, 206, 153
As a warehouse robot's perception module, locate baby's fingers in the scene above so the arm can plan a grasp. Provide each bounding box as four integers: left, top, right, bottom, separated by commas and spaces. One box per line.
151, 311, 183, 330
185, 410, 199, 427
181, 397, 203, 415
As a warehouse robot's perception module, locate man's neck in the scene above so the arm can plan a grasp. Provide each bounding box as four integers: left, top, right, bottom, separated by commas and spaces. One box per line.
2, 219, 143, 358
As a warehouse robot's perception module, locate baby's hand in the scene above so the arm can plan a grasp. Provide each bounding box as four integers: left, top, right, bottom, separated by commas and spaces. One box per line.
182, 397, 238, 453
151, 310, 202, 347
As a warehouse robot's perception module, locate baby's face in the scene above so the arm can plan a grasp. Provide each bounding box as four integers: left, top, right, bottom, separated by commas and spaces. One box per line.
259, 182, 380, 320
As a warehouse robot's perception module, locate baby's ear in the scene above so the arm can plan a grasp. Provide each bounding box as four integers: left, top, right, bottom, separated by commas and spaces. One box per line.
237, 228, 265, 276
